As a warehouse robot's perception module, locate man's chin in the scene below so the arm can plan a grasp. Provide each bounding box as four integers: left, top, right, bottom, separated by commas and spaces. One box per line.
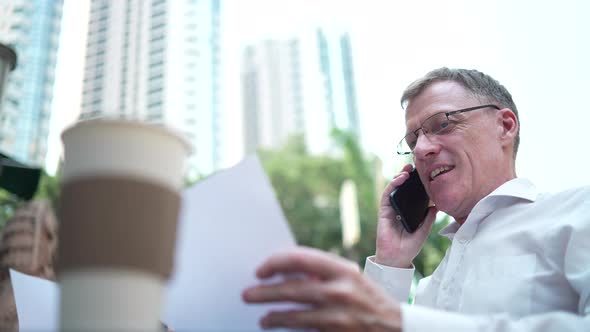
430, 192, 462, 216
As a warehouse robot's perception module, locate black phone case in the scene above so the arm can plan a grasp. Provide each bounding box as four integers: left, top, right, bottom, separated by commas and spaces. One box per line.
389, 169, 430, 233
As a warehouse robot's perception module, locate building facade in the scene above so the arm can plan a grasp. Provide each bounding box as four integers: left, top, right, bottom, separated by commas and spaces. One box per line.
242, 28, 360, 156
0, 0, 63, 166
80, 0, 221, 176
242, 39, 304, 154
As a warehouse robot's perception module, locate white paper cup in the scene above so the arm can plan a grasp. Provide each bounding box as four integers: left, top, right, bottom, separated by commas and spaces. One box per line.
57, 119, 191, 330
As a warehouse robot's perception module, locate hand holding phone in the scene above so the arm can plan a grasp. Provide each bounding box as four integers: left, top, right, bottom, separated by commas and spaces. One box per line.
388, 168, 430, 233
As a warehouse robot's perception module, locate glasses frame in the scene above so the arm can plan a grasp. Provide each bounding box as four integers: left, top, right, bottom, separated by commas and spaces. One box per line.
397, 104, 501, 155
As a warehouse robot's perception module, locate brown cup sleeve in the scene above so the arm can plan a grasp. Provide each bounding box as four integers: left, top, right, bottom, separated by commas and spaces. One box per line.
56, 177, 181, 280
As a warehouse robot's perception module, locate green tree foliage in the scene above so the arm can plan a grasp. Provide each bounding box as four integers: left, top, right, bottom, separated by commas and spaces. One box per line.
35, 171, 60, 210
0, 171, 60, 230
0, 190, 19, 229
258, 134, 347, 252
328, 128, 378, 261
413, 215, 451, 277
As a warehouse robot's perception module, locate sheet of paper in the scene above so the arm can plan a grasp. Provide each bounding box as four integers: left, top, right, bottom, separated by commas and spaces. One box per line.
10, 269, 59, 331
163, 155, 298, 331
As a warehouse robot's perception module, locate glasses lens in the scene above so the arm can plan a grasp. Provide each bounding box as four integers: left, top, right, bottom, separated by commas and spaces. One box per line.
397, 133, 414, 155
397, 112, 451, 155
423, 112, 451, 136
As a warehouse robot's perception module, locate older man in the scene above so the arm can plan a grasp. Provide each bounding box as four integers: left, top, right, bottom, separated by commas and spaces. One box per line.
243, 68, 590, 331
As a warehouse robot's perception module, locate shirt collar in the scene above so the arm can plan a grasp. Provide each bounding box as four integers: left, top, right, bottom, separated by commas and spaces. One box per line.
439, 178, 538, 239
484, 177, 537, 202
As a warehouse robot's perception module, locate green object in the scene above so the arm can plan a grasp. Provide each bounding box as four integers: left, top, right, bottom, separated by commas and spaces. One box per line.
0, 152, 42, 200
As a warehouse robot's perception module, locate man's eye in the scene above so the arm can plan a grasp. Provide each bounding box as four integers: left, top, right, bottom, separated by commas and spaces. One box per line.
435, 121, 452, 133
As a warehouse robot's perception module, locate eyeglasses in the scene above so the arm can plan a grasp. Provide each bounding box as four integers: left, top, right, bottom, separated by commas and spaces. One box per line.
397, 104, 500, 155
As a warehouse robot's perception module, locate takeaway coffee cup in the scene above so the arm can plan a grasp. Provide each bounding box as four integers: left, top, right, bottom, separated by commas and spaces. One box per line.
56, 119, 191, 330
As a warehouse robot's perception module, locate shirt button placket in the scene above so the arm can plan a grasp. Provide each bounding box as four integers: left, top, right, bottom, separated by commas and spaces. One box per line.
441, 236, 470, 311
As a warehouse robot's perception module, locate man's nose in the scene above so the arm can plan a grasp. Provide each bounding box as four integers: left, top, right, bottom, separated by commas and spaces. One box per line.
413, 132, 440, 159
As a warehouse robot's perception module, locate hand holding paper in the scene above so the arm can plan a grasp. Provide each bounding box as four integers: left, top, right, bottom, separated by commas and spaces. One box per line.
243, 247, 402, 331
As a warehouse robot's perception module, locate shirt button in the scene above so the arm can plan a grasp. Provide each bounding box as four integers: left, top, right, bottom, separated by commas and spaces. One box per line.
458, 238, 468, 244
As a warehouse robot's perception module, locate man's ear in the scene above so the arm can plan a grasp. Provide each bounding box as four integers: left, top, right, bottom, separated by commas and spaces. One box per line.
498, 108, 518, 147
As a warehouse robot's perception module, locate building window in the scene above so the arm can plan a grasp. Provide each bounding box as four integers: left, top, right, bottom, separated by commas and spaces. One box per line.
148, 100, 163, 108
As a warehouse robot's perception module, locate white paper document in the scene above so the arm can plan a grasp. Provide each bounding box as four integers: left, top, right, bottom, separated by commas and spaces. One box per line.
162, 155, 297, 331
12, 155, 297, 331
163, 157, 295, 332
10, 269, 59, 331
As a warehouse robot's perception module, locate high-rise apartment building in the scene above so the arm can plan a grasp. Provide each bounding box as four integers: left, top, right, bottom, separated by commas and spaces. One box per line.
0, 0, 63, 166
316, 29, 360, 139
80, 0, 221, 176
242, 39, 304, 154
242, 28, 360, 155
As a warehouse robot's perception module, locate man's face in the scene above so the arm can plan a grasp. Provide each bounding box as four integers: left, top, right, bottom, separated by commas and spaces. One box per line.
405, 81, 507, 221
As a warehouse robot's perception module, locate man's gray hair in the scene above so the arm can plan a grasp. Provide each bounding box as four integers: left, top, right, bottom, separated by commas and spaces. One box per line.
401, 67, 520, 159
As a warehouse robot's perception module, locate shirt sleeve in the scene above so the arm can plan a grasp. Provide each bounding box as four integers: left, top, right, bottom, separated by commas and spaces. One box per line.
401, 304, 590, 332
363, 256, 414, 303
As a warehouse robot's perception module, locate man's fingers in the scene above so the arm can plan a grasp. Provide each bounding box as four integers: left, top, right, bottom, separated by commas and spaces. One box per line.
243, 277, 324, 305
255, 247, 359, 280
401, 163, 413, 173
245, 276, 378, 314
382, 164, 414, 198
261, 307, 357, 330
380, 172, 410, 207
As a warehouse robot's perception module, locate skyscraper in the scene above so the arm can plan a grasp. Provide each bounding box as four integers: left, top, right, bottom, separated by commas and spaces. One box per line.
80, 0, 221, 176
241, 28, 360, 155
0, 0, 64, 166
242, 39, 304, 154
316, 29, 360, 139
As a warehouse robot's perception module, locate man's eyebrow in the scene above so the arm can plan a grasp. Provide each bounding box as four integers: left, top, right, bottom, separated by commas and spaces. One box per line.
405, 106, 456, 132
435, 107, 457, 114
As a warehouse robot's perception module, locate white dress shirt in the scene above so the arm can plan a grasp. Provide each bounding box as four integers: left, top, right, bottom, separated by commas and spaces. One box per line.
365, 178, 590, 331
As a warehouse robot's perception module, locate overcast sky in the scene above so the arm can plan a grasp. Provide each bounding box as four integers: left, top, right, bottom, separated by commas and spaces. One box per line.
48, 0, 590, 193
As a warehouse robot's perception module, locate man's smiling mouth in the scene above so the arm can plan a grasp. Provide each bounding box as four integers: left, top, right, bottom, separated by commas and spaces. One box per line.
430, 165, 455, 181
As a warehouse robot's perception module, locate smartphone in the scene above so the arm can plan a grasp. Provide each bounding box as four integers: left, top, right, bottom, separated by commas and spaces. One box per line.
389, 168, 430, 233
